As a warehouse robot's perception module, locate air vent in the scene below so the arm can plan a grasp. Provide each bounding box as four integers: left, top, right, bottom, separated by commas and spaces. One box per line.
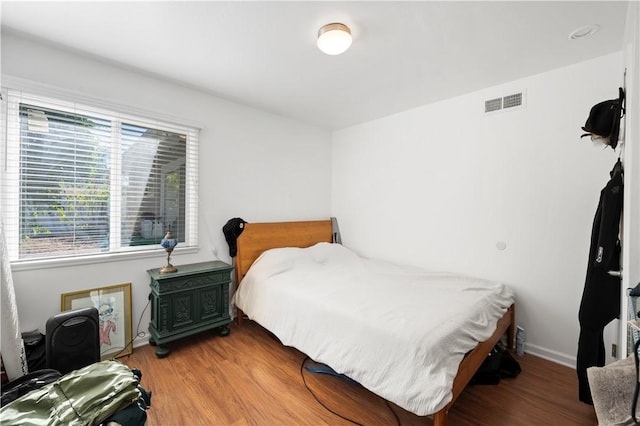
485, 98, 502, 113
484, 91, 525, 114
503, 93, 523, 109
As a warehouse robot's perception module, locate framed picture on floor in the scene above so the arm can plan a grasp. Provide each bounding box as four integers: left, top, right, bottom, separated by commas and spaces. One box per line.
61, 282, 133, 360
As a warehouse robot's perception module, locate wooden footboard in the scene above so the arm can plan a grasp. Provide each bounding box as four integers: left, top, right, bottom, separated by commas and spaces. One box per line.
433, 304, 515, 426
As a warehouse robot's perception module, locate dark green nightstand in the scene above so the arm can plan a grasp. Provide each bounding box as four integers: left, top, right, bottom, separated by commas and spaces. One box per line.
147, 260, 233, 358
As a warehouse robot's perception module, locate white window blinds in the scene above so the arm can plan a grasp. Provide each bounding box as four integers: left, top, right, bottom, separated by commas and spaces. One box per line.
1, 90, 199, 262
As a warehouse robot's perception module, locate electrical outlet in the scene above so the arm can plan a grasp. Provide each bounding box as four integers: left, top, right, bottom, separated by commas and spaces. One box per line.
612, 343, 617, 358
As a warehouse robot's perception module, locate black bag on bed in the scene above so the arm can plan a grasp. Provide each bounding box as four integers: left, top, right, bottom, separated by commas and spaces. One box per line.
470, 343, 521, 385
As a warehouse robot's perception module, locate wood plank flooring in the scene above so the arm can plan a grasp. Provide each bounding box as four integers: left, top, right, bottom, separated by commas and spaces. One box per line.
120, 321, 597, 426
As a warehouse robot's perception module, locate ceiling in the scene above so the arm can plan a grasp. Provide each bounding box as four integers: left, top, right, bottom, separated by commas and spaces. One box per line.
0, 1, 629, 130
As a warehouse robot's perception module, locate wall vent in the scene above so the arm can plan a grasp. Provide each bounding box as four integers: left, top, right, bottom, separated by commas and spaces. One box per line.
484, 91, 525, 114
485, 97, 502, 113
503, 92, 523, 109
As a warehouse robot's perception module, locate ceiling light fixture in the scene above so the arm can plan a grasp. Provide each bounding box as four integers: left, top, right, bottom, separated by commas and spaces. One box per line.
317, 23, 352, 55
569, 24, 600, 40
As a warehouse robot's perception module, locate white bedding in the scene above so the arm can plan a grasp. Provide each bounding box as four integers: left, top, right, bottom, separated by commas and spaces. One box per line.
234, 242, 514, 416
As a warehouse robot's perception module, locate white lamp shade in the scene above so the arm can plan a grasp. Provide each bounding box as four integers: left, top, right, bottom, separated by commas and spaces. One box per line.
317, 23, 352, 55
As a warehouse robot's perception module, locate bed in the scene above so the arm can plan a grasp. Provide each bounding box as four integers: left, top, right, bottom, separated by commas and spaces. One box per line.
233, 219, 515, 426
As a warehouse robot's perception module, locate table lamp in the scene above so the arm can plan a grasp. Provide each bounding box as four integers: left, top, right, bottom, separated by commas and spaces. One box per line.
159, 228, 178, 274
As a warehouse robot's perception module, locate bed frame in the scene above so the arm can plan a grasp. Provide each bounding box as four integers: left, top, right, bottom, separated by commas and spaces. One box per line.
234, 219, 514, 426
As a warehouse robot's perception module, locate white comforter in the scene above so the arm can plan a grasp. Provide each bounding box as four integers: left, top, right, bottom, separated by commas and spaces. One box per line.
234, 242, 514, 416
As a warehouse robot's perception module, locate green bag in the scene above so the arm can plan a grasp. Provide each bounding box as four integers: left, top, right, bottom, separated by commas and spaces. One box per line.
0, 360, 140, 426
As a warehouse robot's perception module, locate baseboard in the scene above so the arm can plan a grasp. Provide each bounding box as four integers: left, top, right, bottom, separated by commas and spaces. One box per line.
133, 337, 150, 349
524, 343, 576, 368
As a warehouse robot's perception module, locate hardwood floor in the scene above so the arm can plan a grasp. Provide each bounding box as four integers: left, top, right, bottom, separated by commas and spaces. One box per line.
120, 321, 597, 426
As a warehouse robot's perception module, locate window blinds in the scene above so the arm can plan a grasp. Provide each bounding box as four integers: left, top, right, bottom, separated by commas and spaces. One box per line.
2, 90, 199, 262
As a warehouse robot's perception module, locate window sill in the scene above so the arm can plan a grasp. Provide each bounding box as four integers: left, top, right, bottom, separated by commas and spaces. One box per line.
9, 246, 199, 272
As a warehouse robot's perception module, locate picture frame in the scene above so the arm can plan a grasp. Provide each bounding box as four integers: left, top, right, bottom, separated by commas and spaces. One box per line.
61, 283, 133, 360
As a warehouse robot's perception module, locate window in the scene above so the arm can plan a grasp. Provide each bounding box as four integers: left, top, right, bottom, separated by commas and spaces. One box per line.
1, 90, 199, 263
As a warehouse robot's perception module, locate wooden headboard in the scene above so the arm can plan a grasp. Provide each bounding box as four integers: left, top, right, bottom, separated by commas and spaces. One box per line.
235, 219, 333, 284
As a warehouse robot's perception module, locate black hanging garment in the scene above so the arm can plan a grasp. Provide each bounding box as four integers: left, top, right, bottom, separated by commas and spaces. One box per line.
576, 159, 623, 404
222, 218, 247, 257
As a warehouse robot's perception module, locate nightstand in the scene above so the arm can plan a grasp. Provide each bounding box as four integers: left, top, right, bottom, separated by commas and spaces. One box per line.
147, 261, 232, 358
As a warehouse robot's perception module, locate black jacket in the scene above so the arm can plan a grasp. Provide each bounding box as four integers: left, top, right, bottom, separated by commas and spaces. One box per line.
576, 160, 623, 404
578, 160, 623, 329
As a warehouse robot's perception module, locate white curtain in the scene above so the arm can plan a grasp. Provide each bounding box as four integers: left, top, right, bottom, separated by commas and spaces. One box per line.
1, 218, 28, 379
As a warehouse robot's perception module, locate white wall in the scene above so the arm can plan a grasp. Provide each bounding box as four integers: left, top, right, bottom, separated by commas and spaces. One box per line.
3, 14, 637, 369
620, 0, 640, 354
1, 33, 332, 339
332, 52, 625, 366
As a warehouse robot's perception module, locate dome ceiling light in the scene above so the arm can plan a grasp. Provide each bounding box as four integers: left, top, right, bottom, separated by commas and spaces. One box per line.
317, 23, 352, 55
